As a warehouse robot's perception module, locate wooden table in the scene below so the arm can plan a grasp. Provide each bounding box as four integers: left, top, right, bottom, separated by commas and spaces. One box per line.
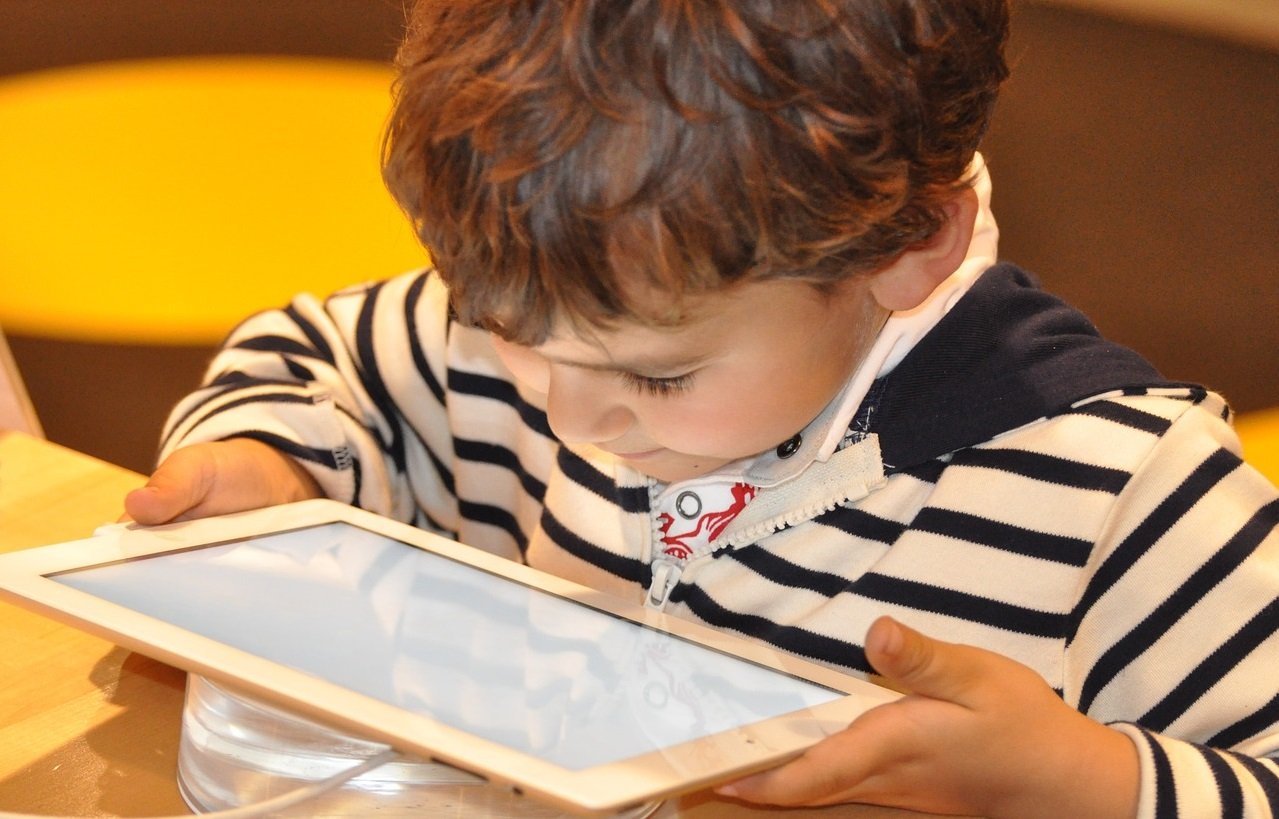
0, 431, 188, 816
0, 431, 930, 818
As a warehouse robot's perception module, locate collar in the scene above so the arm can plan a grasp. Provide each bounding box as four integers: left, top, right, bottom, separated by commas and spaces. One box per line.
868, 263, 1181, 471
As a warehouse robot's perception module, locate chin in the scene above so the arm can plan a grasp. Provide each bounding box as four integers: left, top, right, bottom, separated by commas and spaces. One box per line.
632, 458, 726, 484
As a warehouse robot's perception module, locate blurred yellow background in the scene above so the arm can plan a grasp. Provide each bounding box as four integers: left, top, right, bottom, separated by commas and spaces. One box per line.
0, 57, 426, 344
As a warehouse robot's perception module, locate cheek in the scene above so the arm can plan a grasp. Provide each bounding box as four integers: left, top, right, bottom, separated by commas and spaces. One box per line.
647, 374, 805, 455
644, 408, 747, 458
674, 365, 843, 455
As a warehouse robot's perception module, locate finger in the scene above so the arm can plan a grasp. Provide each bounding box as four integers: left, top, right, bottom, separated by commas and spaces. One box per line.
864, 616, 996, 706
122, 448, 215, 525
716, 735, 875, 807
123, 480, 202, 526
715, 697, 916, 807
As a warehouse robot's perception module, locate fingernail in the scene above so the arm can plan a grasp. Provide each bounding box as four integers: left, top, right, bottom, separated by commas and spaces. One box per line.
714, 784, 739, 797
875, 617, 904, 657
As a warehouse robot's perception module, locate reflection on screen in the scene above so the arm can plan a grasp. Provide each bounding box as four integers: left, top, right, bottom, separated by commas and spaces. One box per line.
53, 523, 840, 769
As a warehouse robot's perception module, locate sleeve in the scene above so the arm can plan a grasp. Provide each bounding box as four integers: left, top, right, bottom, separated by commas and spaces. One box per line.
1066, 395, 1279, 818
157, 269, 461, 532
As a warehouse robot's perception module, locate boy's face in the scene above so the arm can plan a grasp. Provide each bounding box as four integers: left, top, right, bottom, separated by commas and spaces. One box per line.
491, 276, 889, 483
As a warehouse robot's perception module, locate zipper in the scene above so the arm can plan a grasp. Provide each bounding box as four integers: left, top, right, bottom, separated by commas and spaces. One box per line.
645, 557, 684, 611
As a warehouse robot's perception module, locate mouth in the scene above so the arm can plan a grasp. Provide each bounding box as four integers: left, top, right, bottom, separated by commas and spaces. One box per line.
607, 447, 664, 461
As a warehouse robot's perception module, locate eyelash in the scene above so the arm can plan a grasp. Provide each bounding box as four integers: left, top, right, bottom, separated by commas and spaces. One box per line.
620, 372, 695, 397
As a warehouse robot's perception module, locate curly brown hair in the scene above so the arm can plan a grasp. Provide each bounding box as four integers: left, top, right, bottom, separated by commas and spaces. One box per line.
383, 0, 1010, 344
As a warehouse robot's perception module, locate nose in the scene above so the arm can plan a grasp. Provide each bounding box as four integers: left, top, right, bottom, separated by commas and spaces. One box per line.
545, 366, 633, 445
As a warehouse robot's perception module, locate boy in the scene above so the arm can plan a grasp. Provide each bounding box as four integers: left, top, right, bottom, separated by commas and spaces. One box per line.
126, 1, 1279, 816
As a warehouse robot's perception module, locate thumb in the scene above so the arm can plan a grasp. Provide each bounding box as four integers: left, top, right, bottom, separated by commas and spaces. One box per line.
123, 448, 215, 525
864, 616, 990, 706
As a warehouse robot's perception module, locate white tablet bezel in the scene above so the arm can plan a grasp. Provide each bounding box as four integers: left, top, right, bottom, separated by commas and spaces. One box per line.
0, 498, 898, 814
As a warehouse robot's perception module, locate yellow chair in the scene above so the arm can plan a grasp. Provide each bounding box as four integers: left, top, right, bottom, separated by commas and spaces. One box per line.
0, 56, 427, 469
0, 56, 426, 345
1235, 407, 1279, 487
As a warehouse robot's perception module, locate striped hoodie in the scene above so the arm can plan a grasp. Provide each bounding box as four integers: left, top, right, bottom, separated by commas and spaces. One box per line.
160, 263, 1279, 818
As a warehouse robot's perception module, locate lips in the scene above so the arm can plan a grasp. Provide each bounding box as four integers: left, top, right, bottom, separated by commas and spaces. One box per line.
608, 447, 664, 460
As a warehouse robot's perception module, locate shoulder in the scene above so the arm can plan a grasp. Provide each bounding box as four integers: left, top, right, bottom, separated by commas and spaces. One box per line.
871, 263, 1198, 471
968, 386, 1229, 483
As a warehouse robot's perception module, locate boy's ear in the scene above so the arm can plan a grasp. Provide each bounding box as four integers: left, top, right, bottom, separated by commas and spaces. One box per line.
869, 186, 980, 312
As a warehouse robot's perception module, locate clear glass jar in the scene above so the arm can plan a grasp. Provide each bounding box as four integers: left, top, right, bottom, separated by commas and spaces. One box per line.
177, 674, 661, 818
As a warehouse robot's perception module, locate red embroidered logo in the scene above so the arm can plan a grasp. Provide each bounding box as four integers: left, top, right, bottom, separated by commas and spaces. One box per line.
658, 482, 758, 559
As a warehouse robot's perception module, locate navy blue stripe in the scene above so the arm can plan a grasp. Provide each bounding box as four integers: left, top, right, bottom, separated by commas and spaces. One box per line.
557, 448, 649, 514
283, 357, 314, 381
1200, 747, 1245, 818
911, 507, 1093, 567
813, 506, 905, 545
348, 285, 455, 498
459, 500, 528, 553
1078, 491, 1270, 716
404, 274, 446, 405
539, 509, 648, 584
348, 448, 363, 505
283, 303, 335, 363
673, 584, 872, 674
206, 373, 306, 390
163, 379, 303, 444
730, 544, 853, 597
455, 438, 548, 502
1227, 751, 1279, 813
171, 391, 317, 447
1144, 730, 1180, 819
352, 281, 408, 472
448, 368, 555, 440
231, 334, 324, 360
1074, 400, 1173, 436
1210, 690, 1279, 748
950, 447, 1130, 494
203, 391, 316, 413
1142, 580, 1279, 731
891, 458, 948, 482
853, 573, 1067, 638
1071, 448, 1242, 642
347, 287, 454, 496
218, 430, 341, 471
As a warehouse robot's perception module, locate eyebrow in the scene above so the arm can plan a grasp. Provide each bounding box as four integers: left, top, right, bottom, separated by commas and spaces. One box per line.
537, 350, 708, 377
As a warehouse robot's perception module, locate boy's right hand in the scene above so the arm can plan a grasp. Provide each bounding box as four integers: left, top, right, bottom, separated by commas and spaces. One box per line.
124, 439, 323, 525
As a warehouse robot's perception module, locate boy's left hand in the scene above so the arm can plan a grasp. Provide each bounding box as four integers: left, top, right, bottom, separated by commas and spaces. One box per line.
716, 617, 1140, 819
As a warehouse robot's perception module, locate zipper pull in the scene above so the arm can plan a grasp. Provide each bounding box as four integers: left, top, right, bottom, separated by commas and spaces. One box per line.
645, 557, 683, 611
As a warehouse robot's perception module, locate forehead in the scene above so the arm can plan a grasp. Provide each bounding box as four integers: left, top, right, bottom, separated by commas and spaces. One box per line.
536, 277, 833, 366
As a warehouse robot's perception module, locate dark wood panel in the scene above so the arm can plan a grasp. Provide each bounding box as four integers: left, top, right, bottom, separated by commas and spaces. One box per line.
0, 0, 406, 74
7, 334, 216, 474
982, 4, 1279, 411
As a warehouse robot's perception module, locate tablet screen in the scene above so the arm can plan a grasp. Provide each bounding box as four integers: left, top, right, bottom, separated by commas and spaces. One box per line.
51, 522, 841, 770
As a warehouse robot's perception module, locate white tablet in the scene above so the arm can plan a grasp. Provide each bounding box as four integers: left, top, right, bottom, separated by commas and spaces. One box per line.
0, 498, 897, 814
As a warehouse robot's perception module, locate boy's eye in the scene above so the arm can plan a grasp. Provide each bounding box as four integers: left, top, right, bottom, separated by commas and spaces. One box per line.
619, 371, 694, 397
